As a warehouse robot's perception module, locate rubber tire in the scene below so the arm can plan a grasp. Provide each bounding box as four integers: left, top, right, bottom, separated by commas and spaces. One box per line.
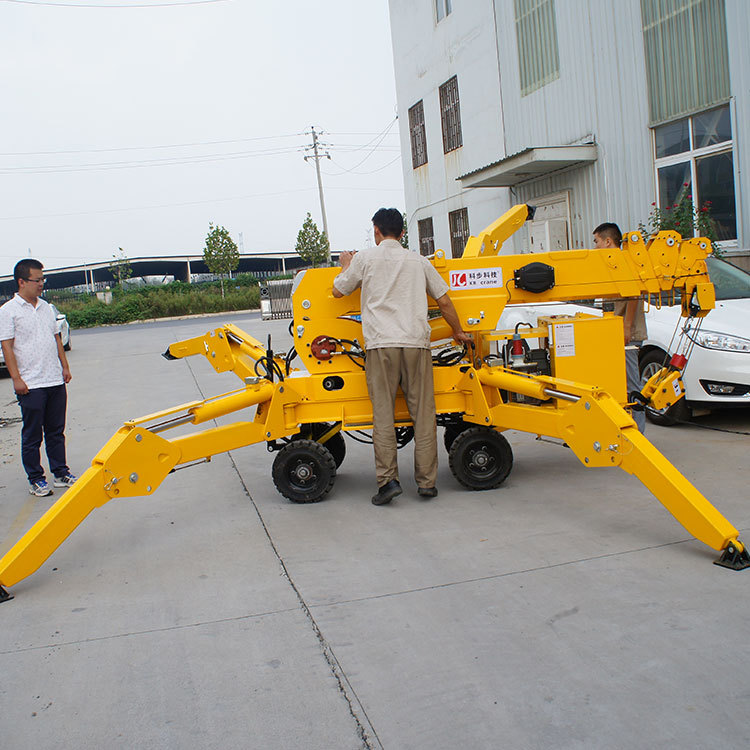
292, 422, 346, 468
395, 425, 414, 448
448, 427, 513, 490
272, 439, 336, 503
639, 349, 691, 426
443, 421, 473, 453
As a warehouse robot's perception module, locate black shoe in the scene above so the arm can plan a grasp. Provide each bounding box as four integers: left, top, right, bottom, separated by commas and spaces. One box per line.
372, 479, 402, 506
418, 486, 438, 498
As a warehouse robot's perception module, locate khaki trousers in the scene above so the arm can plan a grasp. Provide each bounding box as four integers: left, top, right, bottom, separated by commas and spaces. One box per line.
365, 347, 438, 489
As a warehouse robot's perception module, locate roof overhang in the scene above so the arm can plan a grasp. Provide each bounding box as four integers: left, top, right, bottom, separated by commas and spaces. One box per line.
458, 145, 598, 188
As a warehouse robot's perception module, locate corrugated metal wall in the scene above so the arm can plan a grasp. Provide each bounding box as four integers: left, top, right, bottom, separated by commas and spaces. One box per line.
494, 0, 656, 249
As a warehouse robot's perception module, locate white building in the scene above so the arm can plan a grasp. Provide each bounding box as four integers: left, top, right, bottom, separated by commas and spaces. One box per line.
388, 0, 748, 266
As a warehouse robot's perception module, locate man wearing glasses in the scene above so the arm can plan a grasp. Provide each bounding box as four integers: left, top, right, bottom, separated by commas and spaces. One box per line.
0, 259, 76, 497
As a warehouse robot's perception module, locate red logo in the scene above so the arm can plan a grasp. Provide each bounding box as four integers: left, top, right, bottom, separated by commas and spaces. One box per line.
451, 271, 467, 288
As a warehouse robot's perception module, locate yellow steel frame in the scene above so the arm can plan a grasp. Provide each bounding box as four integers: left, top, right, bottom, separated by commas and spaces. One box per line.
1, 205, 745, 600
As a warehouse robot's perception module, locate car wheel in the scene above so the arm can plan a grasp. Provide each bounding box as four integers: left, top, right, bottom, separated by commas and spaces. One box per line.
639, 349, 690, 426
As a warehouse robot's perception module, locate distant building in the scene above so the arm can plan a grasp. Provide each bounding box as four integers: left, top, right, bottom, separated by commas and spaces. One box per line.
388, 0, 747, 265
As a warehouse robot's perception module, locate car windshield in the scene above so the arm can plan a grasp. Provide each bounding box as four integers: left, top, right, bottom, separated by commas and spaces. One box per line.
706, 257, 750, 300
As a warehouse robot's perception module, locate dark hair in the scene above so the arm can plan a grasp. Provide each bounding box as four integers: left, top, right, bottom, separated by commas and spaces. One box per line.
371, 208, 404, 239
593, 222, 622, 247
14, 259, 43, 287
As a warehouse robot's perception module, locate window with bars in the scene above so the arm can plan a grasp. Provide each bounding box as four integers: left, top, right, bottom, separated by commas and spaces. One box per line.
448, 208, 470, 258
418, 218, 435, 256
515, 0, 560, 97
439, 76, 463, 154
641, 0, 730, 125
435, 0, 452, 23
653, 104, 736, 241
408, 100, 428, 169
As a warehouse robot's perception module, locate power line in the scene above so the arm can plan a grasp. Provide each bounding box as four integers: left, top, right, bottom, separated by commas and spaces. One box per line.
325, 154, 402, 177
0, 185, 403, 222
324, 118, 398, 175
0, 132, 303, 157
0, 146, 304, 174
3, 0, 230, 8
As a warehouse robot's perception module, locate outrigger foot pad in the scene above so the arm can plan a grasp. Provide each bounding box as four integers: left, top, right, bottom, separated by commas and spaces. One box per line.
0, 585, 13, 603
714, 542, 750, 571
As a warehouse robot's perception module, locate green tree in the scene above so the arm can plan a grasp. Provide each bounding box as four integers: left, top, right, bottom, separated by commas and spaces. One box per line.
295, 213, 330, 267
108, 247, 132, 287
400, 212, 409, 249
203, 223, 240, 298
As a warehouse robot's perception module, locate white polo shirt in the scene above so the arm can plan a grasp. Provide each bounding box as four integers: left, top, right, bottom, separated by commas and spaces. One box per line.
0, 294, 63, 389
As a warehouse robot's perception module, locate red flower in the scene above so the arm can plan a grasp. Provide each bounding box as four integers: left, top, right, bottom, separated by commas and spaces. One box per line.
651, 202, 656, 206
683, 182, 689, 186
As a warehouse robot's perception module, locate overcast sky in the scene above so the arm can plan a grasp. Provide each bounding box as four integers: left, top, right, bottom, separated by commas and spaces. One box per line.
0, 0, 404, 276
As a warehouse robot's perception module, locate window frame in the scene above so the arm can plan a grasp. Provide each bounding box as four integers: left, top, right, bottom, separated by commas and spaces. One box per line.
418, 217, 435, 257
435, 0, 452, 23
652, 105, 736, 245
448, 208, 470, 259
439, 75, 463, 154
408, 100, 428, 169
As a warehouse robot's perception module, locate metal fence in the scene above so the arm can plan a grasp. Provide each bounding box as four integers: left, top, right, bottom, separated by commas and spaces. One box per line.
260, 279, 294, 320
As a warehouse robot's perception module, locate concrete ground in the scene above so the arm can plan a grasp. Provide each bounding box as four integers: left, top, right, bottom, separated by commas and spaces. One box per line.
1, 311, 749, 750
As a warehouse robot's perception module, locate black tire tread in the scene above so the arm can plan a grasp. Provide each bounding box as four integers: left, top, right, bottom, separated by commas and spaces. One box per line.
272, 439, 336, 503
448, 426, 513, 490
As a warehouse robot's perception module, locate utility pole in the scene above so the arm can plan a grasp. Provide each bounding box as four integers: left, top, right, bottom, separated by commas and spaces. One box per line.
304, 126, 331, 265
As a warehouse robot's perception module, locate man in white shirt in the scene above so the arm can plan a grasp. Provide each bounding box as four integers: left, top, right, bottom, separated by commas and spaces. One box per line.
0, 259, 76, 496
333, 208, 472, 505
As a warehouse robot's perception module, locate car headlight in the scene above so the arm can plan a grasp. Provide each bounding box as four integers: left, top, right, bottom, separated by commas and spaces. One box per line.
688, 328, 750, 353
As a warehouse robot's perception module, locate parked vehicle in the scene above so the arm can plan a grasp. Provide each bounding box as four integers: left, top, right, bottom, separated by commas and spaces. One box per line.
640, 256, 750, 424
0, 301, 71, 373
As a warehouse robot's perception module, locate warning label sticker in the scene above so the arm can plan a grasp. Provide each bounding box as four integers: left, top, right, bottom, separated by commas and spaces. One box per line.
449, 268, 503, 290
553, 323, 576, 357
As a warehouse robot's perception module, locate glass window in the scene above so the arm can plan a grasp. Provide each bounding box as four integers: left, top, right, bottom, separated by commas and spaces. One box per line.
706, 257, 750, 300
439, 76, 463, 153
654, 118, 690, 158
515, 0, 560, 96
408, 101, 428, 169
657, 162, 691, 209
641, 0, 730, 124
696, 150, 736, 240
693, 105, 731, 149
448, 208, 470, 258
436, 0, 452, 22
653, 106, 737, 242
418, 218, 435, 256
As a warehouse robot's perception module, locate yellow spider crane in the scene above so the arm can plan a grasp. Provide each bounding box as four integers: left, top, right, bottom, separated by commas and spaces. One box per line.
1, 204, 746, 602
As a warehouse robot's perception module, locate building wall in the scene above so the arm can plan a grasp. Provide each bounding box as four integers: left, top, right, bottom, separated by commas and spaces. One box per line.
389, 0, 511, 255
493, 0, 654, 248
725, 0, 749, 249
390, 0, 748, 256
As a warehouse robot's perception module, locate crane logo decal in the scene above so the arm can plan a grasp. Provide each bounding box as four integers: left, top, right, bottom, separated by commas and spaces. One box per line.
450, 268, 502, 290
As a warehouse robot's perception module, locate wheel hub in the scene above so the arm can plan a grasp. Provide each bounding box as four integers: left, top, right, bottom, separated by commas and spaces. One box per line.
293, 461, 314, 483
468, 446, 494, 473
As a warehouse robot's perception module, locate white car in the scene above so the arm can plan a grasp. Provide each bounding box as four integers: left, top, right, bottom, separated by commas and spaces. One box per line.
640, 256, 750, 424
0, 301, 71, 372
496, 256, 750, 425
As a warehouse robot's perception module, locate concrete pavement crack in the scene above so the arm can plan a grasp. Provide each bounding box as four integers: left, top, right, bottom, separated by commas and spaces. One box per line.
180, 343, 381, 750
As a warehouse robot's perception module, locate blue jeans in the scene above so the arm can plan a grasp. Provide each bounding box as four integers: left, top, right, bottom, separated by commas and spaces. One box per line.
17, 384, 69, 483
